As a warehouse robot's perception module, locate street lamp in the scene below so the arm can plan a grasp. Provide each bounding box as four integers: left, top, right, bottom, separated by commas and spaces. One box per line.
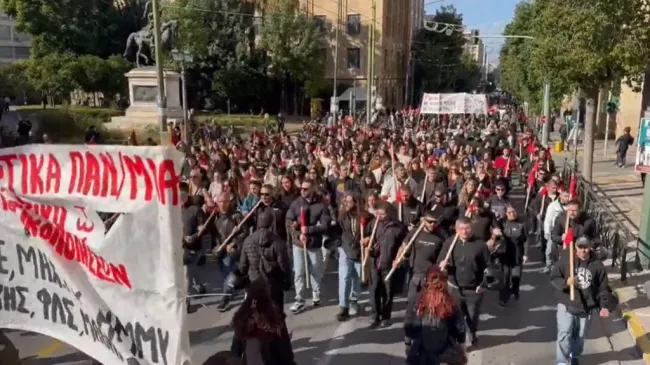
349, 68, 358, 116
170, 49, 193, 128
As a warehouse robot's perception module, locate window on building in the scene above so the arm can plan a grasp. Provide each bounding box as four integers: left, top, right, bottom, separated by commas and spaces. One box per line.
14, 47, 29, 59
347, 14, 360, 35
0, 46, 13, 59
0, 25, 11, 40
314, 15, 327, 32
347, 48, 360, 69
13, 31, 29, 42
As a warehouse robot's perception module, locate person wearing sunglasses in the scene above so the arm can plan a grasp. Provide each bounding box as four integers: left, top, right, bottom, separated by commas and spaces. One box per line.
550, 236, 618, 365
498, 204, 528, 307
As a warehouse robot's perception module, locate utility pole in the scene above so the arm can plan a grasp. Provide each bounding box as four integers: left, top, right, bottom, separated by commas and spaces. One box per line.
366, 0, 376, 125
151, 0, 168, 141
583, 96, 596, 183
541, 80, 551, 146
332, 0, 341, 122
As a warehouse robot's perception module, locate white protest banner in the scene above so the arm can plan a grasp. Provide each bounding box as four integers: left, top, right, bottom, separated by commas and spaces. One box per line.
419, 93, 440, 114
419, 93, 488, 114
0, 144, 191, 365
439, 93, 465, 114
465, 94, 488, 115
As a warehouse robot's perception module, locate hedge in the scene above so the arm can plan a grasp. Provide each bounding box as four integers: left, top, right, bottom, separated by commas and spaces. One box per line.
19, 106, 125, 143
198, 114, 266, 128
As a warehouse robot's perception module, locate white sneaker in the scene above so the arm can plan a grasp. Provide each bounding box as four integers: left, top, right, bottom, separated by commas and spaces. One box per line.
312, 292, 321, 306
290, 301, 305, 313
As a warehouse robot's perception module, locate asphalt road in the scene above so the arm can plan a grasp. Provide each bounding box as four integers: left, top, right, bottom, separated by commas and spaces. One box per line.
2, 185, 645, 365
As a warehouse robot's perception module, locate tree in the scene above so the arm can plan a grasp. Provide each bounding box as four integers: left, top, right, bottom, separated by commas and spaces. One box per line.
164, 0, 268, 110
258, 0, 325, 112
0, 61, 34, 100
412, 6, 480, 98
527, 0, 650, 181
0, 0, 143, 58
27, 53, 77, 106
70, 55, 133, 106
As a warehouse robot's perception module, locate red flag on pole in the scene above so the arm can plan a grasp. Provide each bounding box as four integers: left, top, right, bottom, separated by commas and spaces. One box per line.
300, 207, 307, 227
396, 188, 403, 203
563, 227, 574, 249
569, 174, 577, 200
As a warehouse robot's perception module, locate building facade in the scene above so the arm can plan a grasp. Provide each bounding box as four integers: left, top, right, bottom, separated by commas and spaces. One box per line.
463, 29, 484, 64
0, 12, 30, 63
300, 0, 413, 109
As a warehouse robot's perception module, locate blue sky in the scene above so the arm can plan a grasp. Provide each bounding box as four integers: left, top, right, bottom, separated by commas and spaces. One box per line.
424, 0, 520, 65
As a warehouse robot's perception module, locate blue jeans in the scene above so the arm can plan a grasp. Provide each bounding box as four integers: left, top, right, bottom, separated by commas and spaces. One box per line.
546, 239, 554, 269
338, 247, 361, 308
292, 246, 324, 301
556, 303, 591, 364
218, 255, 237, 299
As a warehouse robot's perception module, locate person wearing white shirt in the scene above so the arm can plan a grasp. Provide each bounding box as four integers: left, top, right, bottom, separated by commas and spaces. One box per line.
209, 172, 225, 200
543, 190, 570, 272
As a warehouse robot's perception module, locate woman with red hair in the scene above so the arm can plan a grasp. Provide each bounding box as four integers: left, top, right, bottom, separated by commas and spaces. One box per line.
405, 266, 468, 365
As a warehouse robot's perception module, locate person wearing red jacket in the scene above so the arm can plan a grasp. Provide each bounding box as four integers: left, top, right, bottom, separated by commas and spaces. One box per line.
494, 148, 517, 178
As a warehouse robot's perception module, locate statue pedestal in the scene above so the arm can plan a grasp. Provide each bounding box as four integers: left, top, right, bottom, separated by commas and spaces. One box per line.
108, 67, 183, 130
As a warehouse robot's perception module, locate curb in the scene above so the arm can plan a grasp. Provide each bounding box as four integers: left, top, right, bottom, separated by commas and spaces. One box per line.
615, 287, 650, 364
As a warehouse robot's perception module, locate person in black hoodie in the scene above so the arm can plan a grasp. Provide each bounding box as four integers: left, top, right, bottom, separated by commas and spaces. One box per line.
181, 182, 207, 313
430, 186, 459, 239
239, 213, 292, 313
437, 217, 493, 350
335, 192, 371, 321
230, 278, 296, 365
362, 201, 407, 327
549, 236, 617, 365
405, 266, 467, 365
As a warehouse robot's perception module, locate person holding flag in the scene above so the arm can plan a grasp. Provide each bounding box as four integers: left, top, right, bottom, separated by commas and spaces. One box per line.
550, 200, 598, 262
549, 236, 618, 365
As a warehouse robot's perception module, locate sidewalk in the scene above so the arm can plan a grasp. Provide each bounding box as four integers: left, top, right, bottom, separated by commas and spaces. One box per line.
552, 137, 650, 363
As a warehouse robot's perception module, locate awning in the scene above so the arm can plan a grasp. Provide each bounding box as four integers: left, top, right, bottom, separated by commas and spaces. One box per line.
338, 86, 367, 101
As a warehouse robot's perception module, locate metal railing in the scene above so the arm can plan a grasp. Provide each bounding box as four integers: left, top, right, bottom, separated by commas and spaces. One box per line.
559, 160, 639, 282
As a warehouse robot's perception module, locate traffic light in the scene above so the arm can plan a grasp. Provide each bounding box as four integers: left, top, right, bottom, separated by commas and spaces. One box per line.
606, 100, 618, 114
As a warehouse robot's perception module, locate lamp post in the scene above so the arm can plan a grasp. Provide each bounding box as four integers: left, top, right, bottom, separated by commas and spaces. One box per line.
349, 68, 358, 116
171, 49, 193, 145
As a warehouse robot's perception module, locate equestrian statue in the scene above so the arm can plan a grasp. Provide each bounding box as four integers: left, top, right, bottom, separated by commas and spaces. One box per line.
123, 0, 178, 67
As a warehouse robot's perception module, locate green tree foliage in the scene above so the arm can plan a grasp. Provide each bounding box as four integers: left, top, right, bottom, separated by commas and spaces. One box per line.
258, 0, 325, 99
164, 0, 268, 108
412, 6, 482, 97
0, 0, 143, 58
499, 1, 545, 110
71, 55, 133, 102
0, 61, 33, 98
27, 53, 77, 103
501, 0, 650, 108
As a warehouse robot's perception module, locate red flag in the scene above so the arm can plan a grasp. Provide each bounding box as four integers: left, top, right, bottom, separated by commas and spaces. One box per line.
539, 186, 548, 196
563, 227, 574, 249
360, 216, 367, 229
396, 188, 403, 203
527, 170, 536, 187
381, 195, 389, 201
300, 207, 307, 227
569, 174, 577, 200
545, 146, 552, 160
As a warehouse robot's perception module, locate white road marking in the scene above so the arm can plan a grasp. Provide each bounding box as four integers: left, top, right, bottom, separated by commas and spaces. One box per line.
316, 319, 357, 365
467, 348, 483, 365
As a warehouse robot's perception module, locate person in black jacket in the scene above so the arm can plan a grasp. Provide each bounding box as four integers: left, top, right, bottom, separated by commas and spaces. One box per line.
437, 217, 493, 350
230, 278, 296, 365
551, 200, 598, 254
430, 186, 459, 239
181, 182, 207, 313
362, 201, 407, 327
497, 204, 528, 306
399, 211, 444, 346
549, 237, 617, 365
393, 185, 424, 229
286, 179, 331, 313
405, 266, 467, 365
253, 184, 287, 241
239, 213, 291, 313
335, 192, 370, 321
